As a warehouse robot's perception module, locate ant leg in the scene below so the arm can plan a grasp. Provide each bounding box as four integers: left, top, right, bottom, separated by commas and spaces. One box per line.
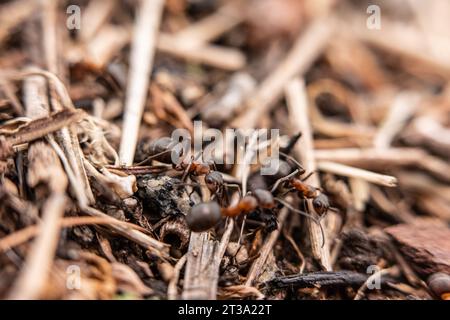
234, 185, 250, 245
211, 161, 218, 172
275, 198, 326, 248
318, 206, 339, 222
224, 183, 242, 198
270, 169, 300, 193
328, 206, 339, 213
278, 187, 296, 198
302, 199, 308, 212
231, 242, 246, 265
175, 182, 203, 199
180, 156, 195, 182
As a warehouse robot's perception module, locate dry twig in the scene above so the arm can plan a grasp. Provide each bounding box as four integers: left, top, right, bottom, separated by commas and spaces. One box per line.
285, 77, 332, 271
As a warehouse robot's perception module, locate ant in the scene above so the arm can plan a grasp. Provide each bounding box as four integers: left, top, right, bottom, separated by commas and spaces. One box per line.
270, 167, 336, 219
275, 132, 337, 219
111, 137, 217, 186
137, 137, 210, 178
137, 138, 243, 203
186, 189, 273, 232
186, 188, 326, 247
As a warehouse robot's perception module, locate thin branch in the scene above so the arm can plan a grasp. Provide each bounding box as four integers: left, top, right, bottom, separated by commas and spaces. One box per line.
373, 92, 421, 149
7, 73, 69, 300
341, 10, 450, 78
0, 216, 150, 252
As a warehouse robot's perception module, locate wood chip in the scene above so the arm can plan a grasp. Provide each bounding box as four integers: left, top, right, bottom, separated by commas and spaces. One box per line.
385, 221, 450, 275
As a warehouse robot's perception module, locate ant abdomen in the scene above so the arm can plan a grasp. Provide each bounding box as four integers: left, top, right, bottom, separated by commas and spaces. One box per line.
272, 160, 294, 181
186, 201, 221, 232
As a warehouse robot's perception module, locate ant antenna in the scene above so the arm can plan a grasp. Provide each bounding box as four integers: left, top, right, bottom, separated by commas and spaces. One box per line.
301, 171, 316, 182
274, 197, 326, 248
279, 152, 305, 174
135, 149, 172, 166
318, 206, 339, 222
281, 132, 302, 154
270, 169, 299, 193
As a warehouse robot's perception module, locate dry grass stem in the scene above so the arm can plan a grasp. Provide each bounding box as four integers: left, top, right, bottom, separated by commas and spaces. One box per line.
119, 0, 164, 165
317, 161, 398, 187
285, 77, 332, 271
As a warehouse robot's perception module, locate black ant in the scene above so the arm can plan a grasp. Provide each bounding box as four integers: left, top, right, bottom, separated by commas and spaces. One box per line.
274, 132, 337, 219
186, 189, 271, 233
109, 137, 214, 184
137, 139, 241, 204
271, 167, 337, 218
186, 188, 326, 246
136, 137, 210, 178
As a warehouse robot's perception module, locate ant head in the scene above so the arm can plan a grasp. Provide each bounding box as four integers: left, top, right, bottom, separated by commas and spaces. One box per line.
312, 193, 330, 216
186, 201, 221, 232
252, 189, 275, 209
205, 171, 223, 193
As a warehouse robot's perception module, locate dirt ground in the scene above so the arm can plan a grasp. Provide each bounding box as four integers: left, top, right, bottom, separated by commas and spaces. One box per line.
0, 0, 449, 300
